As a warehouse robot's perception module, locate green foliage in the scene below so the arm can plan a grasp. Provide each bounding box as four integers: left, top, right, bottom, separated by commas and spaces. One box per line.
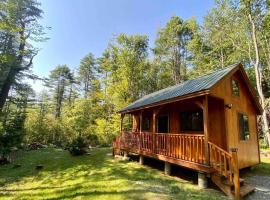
78, 53, 97, 98
4, 0, 270, 149
153, 16, 194, 85
0, 110, 25, 158
46, 65, 74, 118
68, 136, 88, 156
0, 0, 46, 111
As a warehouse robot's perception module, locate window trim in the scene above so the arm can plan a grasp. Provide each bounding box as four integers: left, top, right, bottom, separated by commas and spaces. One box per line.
237, 111, 250, 142
231, 78, 240, 97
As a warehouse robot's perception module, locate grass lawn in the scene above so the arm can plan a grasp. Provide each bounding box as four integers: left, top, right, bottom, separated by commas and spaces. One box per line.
250, 157, 270, 176
0, 148, 228, 200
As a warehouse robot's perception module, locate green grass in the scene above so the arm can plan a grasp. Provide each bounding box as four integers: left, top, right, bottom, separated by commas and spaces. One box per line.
250, 157, 270, 176
0, 148, 227, 200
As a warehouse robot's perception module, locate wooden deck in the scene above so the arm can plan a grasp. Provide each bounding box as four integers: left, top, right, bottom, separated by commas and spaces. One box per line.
113, 131, 243, 199
114, 132, 213, 172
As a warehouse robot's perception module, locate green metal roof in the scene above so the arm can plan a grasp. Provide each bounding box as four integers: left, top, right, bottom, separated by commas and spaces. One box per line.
119, 63, 239, 113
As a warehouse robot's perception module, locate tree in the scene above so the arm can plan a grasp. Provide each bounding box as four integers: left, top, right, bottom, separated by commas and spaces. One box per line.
100, 34, 149, 108
46, 65, 73, 119
78, 53, 96, 98
241, 0, 270, 145
0, 0, 46, 112
153, 16, 194, 85
0, 84, 33, 160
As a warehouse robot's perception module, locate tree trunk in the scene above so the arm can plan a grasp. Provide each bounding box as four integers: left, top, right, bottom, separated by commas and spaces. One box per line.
248, 13, 270, 146
0, 69, 16, 112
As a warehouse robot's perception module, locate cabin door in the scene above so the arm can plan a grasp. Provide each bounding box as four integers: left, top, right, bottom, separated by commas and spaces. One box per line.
157, 115, 169, 133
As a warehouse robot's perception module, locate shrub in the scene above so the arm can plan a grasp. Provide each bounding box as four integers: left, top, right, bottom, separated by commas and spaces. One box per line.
68, 136, 88, 156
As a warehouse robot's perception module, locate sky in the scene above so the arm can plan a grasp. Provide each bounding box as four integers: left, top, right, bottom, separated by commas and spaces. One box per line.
31, 0, 215, 92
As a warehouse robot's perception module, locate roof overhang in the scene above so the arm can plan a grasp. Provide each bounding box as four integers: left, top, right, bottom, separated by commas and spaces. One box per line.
117, 89, 210, 114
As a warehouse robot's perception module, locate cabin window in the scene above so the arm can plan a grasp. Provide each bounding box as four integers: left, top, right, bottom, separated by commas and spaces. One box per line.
238, 113, 250, 140
180, 110, 203, 131
142, 117, 150, 131
232, 79, 240, 96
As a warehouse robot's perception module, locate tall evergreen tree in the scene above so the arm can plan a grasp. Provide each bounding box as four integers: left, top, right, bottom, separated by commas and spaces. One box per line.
78, 53, 96, 98
0, 0, 46, 111
153, 16, 194, 85
46, 65, 73, 119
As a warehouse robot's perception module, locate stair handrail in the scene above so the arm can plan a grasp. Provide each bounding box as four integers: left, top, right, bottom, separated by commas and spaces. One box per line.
208, 141, 240, 200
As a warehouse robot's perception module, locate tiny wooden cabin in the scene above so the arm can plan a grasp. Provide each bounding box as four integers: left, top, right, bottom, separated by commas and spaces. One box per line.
113, 63, 261, 199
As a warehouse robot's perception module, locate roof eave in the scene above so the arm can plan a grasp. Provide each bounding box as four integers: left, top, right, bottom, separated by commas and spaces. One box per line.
117, 89, 211, 114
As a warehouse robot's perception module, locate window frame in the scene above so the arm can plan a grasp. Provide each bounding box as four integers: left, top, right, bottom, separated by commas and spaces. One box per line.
237, 112, 250, 141
180, 110, 204, 132
231, 78, 240, 97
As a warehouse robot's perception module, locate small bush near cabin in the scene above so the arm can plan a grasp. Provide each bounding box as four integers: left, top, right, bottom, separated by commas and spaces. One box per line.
68, 136, 88, 156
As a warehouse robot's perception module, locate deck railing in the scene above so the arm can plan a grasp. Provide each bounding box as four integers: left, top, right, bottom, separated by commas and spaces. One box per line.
113, 131, 205, 164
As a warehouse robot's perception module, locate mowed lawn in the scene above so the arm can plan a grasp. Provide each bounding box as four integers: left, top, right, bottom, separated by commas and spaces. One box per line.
0, 148, 240, 200
0, 148, 226, 200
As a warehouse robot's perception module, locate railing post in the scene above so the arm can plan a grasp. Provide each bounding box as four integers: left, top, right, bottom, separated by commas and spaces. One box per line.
230, 148, 240, 200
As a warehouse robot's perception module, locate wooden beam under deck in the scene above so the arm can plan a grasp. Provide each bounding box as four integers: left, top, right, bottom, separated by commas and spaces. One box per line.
125, 148, 213, 173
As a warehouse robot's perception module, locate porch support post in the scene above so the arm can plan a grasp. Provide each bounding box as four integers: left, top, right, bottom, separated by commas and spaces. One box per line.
203, 95, 210, 165
164, 162, 171, 175
198, 172, 208, 189
132, 114, 137, 131
139, 155, 144, 165
139, 111, 143, 133
120, 114, 124, 132
123, 151, 129, 161
153, 110, 157, 133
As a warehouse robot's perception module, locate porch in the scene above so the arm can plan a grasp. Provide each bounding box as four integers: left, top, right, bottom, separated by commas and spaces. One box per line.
113, 95, 243, 199
114, 96, 230, 171
113, 131, 234, 176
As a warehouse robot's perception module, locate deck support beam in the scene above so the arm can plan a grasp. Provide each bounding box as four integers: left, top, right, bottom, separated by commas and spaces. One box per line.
139, 155, 144, 165
198, 172, 208, 189
164, 162, 171, 175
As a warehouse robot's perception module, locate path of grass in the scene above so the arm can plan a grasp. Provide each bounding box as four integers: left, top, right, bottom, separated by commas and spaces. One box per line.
0, 148, 227, 200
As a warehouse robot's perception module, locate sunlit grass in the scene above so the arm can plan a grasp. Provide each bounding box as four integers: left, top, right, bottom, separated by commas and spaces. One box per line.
0, 148, 227, 200
250, 157, 270, 176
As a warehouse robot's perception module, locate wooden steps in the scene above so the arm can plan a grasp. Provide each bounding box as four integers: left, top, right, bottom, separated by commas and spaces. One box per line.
211, 173, 255, 199
222, 178, 244, 187
233, 184, 255, 198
